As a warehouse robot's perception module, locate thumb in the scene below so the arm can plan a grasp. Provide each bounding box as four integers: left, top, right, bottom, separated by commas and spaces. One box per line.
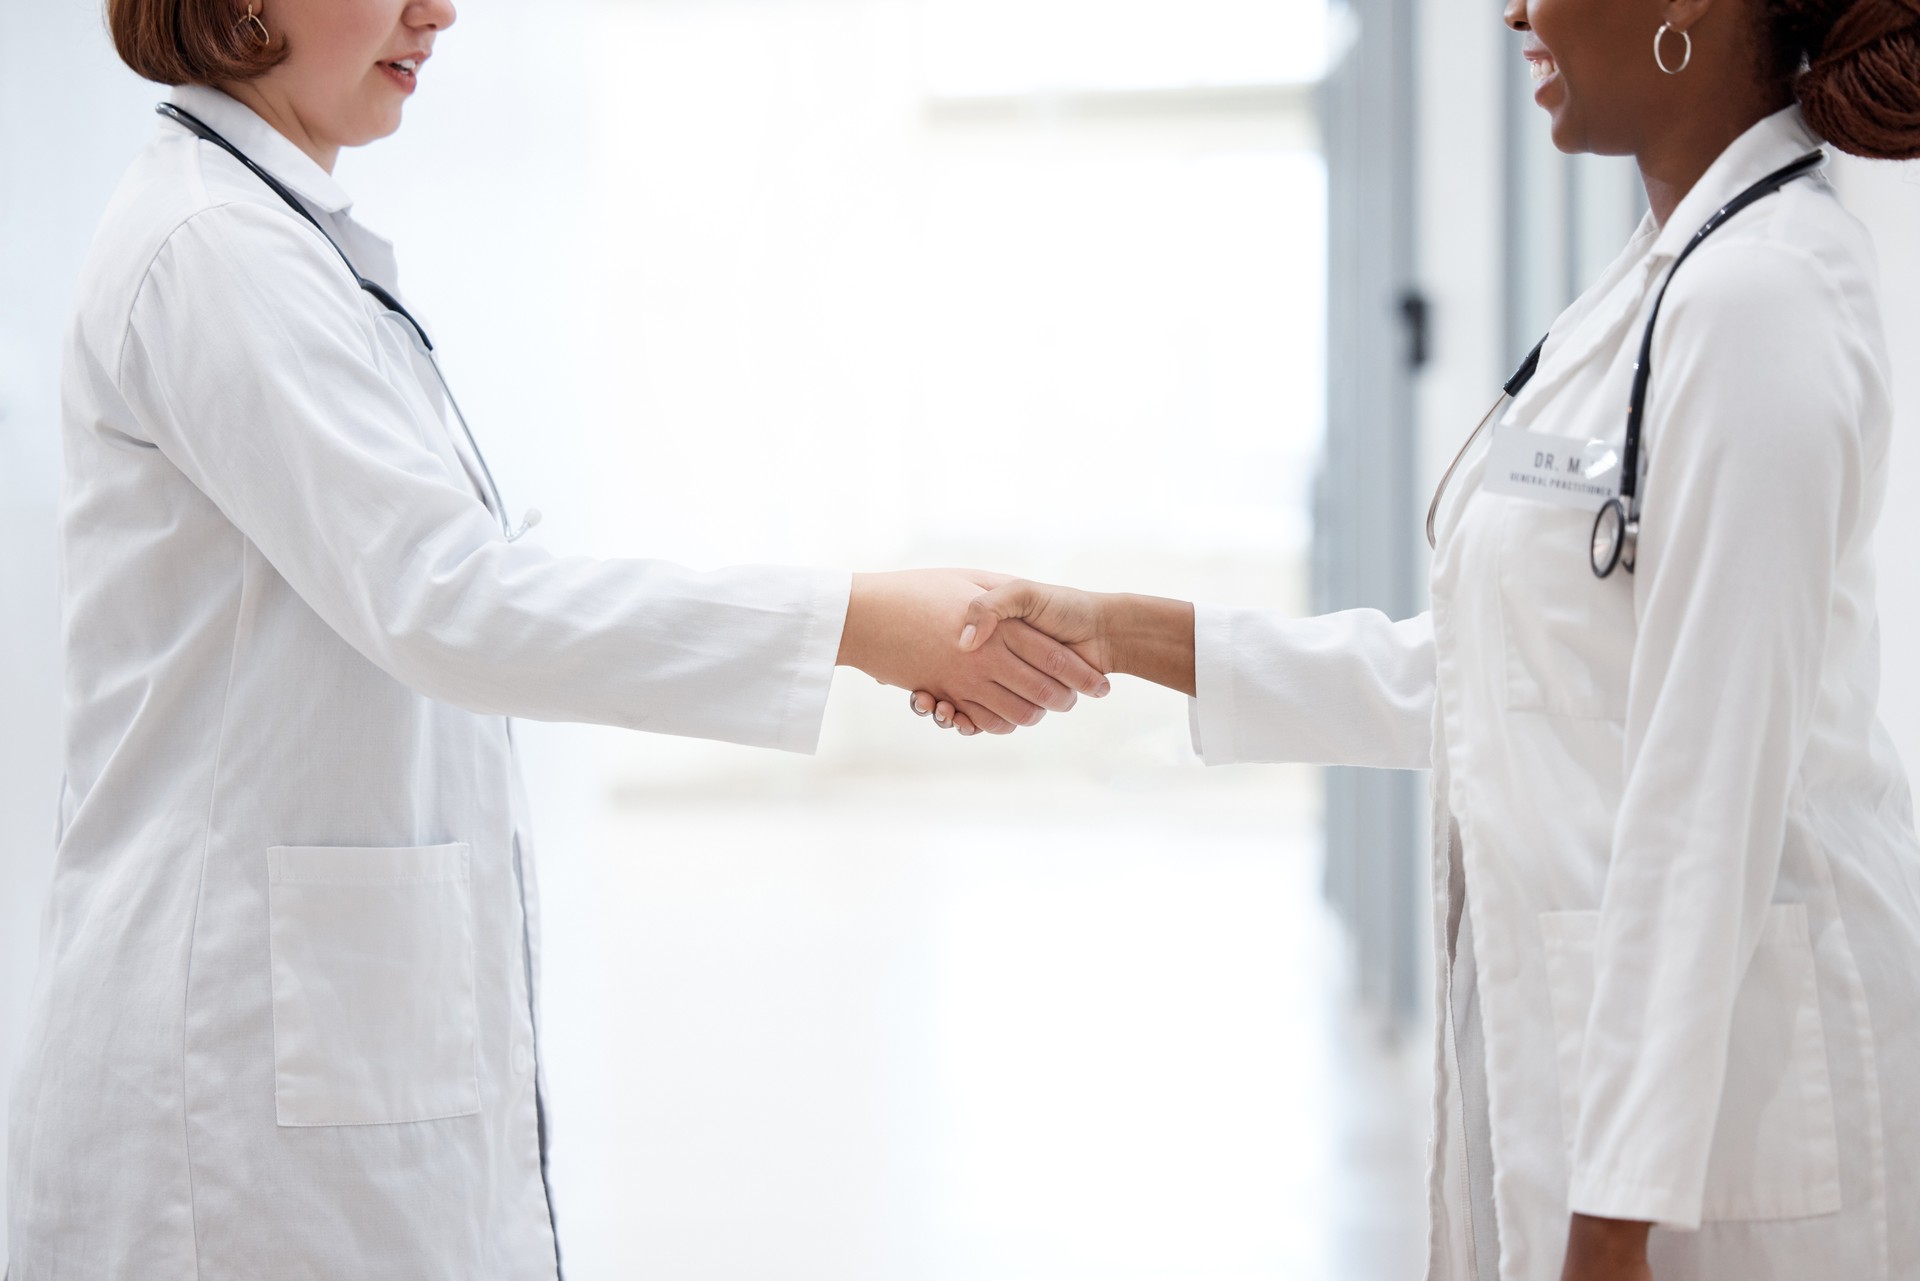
958, 581, 1042, 652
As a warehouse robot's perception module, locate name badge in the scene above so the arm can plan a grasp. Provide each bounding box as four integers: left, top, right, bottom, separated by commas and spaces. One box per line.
1481, 425, 1622, 509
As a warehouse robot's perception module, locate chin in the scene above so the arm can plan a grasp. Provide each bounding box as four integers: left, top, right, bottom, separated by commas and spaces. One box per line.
348, 111, 407, 148
1546, 112, 1591, 157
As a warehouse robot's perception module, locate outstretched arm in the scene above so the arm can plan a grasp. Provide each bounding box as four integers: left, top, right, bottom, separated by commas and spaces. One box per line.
915, 579, 1435, 771
958, 582, 1193, 694
120, 206, 1107, 748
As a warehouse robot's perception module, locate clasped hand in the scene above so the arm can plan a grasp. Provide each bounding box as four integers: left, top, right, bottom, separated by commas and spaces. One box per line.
838, 570, 1110, 735
844, 571, 1189, 734
913, 576, 1113, 734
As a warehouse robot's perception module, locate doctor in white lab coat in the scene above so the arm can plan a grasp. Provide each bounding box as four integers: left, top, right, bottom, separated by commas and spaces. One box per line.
931, 1, 1920, 1278
6, 1, 1112, 1277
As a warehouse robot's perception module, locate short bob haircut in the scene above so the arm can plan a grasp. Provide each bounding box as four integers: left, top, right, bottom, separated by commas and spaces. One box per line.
109, 0, 287, 87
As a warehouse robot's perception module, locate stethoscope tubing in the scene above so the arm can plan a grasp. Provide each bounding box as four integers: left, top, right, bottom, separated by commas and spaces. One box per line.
1426, 149, 1826, 577
154, 103, 537, 543
1425, 335, 1545, 550
420, 346, 539, 542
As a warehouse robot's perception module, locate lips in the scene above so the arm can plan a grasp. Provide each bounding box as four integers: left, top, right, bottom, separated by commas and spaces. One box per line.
1522, 38, 1558, 88
378, 50, 430, 82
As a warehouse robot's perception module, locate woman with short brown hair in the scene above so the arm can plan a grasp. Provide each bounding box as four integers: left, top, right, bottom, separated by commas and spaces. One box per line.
108, 0, 288, 85
6, 2, 1108, 1277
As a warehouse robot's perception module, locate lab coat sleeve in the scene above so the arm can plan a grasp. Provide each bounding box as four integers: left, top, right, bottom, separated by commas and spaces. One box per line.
1565, 242, 1866, 1228
1188, 605, 1434, 768
115, 201, 849, 752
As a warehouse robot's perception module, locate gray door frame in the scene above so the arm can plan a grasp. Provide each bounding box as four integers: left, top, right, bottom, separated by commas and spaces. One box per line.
1315, 0, 1425, 1029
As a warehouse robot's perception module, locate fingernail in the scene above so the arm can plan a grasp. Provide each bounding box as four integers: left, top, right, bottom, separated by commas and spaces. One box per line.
1095, 680, 1112, 697
959, 625, 976, 649
935, 714, 950, 727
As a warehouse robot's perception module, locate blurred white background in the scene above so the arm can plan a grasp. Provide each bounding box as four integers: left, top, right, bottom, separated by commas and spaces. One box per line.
335, 2, 1419, 1275
6, 0, 1919, 1276
4, 0, 1435, 1276
336, 3, 1428, 1276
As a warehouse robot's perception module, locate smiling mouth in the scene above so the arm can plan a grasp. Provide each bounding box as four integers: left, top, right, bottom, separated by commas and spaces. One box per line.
1529, 56, 1558, 83
384, 58, 419, 79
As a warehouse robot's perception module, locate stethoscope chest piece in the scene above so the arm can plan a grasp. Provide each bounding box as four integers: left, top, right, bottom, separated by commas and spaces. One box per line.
1590, 497, 1636, 579
1433, 149, 1824, 574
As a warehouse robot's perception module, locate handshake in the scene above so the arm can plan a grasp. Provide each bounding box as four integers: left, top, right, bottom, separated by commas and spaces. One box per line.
835, 569, 1196, 736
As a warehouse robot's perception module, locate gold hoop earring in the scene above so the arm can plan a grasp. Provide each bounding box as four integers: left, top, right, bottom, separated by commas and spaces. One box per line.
238, 0, 271, 48
1654, 22, 1692, 75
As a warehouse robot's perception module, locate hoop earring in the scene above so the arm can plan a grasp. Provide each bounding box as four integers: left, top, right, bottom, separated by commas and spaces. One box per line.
1654, 22, 1692, 75
238, 0, 271, 48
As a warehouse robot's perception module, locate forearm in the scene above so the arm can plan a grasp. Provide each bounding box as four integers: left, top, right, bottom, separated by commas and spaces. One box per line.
836, 572, 881, 670
1100, 593, 1196, 697
407, 553, 846, 743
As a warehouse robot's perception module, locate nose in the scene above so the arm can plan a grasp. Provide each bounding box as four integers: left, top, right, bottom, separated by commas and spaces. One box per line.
411, 0, 457, 31
1503, 0, 1529, 31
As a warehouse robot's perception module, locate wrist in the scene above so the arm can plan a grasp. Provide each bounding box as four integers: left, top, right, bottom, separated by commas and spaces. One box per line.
837, 572, 881, 671
1563, 1213, 1652, 1280
1098, 592, 1139, 677
1103, 592, 1196, 696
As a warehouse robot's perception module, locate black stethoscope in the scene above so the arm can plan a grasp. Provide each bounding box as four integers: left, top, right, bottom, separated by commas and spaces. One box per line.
1427, 148, 1826, 578
155, 102, 542, 543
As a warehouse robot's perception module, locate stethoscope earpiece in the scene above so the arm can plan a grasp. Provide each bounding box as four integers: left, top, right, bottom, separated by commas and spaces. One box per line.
510, 509, 544, 542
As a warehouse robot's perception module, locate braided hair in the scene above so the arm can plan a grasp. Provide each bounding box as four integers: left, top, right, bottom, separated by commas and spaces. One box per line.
1768, 0, 1920, 158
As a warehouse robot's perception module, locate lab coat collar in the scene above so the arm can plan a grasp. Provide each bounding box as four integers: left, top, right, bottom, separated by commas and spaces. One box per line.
165, 84, 355, 216
1648, 105, 1824, 264
1502, 210, 1662, 425
1508, 107, 1821, 423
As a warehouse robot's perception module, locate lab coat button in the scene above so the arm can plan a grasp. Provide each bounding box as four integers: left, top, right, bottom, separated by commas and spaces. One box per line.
512, 1043, 533, 1075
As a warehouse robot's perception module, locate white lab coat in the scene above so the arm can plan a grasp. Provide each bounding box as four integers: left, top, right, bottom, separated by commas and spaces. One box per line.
8, 85, 850, 1279
1191, 107, 1920, 1280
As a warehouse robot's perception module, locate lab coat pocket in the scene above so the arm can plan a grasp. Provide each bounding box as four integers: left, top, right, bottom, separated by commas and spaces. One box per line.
266, 843, 482, 1127
1539, 905, 1842, 1221
1496, 502, 1635, 720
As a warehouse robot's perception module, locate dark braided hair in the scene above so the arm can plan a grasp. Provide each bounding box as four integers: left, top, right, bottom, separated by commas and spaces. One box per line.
1768, 0, 1920, 158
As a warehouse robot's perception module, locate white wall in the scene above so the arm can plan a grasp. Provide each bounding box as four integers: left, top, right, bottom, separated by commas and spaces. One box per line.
1836, 158, 1920, 776
0, 2, 155, 1257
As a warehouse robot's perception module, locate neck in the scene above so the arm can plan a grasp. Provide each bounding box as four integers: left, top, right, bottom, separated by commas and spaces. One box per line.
219, 81, 340, 173
1637, 88, 1794, 227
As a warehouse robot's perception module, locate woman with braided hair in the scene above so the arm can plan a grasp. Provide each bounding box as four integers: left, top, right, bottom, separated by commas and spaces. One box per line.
1779, 0, 1920, 159
914, 0, 1920, 1278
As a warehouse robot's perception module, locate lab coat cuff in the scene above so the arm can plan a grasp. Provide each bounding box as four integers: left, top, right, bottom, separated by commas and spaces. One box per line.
1567, 1168, 1702, 1233
1188, 603, 1239, 765
775, 568, 854, 756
